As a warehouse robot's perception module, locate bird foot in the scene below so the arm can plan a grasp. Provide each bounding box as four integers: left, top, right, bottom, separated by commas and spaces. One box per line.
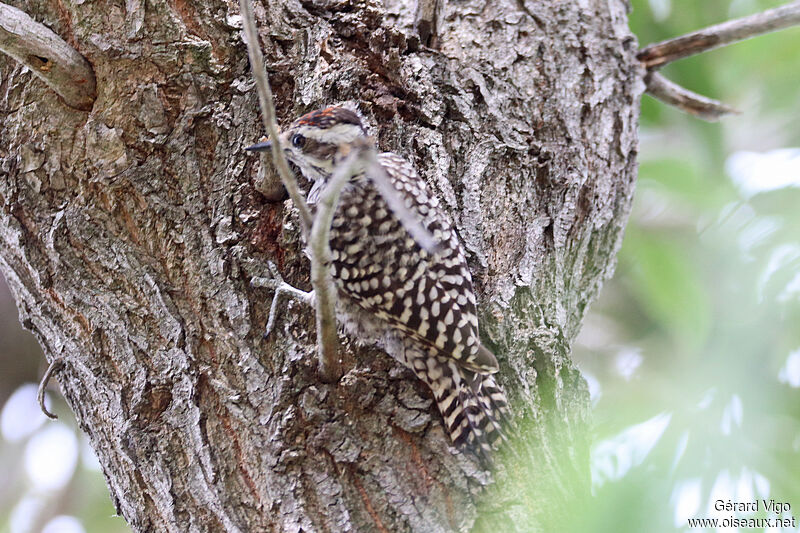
251, 262, 314, 339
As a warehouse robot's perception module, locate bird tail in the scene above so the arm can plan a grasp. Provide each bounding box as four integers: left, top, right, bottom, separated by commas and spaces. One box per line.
409, 353, 510, 463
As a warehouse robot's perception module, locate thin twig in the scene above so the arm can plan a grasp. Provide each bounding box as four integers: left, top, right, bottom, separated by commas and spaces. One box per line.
638, 1, 800, 121
38, 358, 64, 420
238, 0, 313, 233
240, 0, 338, 380
309, 146, 367, 382
644, 72, 739, 121
638, 1, 800, 69
0, 3, 96, 111
364, 152, 438, 254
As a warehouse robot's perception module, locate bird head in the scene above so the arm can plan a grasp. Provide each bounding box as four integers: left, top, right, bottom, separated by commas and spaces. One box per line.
246, 106, 368, 182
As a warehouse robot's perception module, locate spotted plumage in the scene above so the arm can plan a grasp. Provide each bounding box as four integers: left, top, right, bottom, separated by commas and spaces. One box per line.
248, 106, 510, 458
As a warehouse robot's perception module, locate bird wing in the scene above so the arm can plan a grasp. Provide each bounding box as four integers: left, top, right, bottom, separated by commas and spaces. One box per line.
328, 153, 497, 374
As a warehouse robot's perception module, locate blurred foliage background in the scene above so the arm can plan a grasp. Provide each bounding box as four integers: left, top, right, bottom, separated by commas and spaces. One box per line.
2, 0, 799, 531
571, 0, 800, 531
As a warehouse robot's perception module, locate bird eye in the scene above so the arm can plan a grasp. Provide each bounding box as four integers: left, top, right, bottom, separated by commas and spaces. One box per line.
291, 134, 306, 148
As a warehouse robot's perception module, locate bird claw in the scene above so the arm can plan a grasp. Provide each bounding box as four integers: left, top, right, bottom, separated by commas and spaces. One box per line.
250, 261, 313, 339
250, 261, 283, 290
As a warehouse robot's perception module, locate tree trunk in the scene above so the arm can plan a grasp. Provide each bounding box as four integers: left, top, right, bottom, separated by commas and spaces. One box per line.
0, 0, 641, 530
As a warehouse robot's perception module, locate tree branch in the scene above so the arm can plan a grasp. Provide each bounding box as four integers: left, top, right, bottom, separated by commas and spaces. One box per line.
638, 1, 800, 69
638, 1, 800, 121
0, 3, 96, 111
238, 0, 313, 233
365, 152, 438, 254
644, 72, 739, 121
309, 147, 367, 382
240, 0, 346, 381
37, 358, 64, 420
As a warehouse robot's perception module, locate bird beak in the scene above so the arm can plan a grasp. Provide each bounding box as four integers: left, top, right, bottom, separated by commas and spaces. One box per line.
245, 138, 272, 152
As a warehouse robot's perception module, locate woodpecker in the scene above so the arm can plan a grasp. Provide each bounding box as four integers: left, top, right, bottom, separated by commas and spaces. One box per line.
247, 106, 509, 458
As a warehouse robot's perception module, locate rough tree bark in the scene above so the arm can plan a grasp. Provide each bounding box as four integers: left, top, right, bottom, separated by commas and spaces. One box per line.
0, 0, 641, 530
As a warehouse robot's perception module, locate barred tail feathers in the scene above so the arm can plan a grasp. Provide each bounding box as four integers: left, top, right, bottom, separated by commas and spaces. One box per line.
406, 348, 509, 460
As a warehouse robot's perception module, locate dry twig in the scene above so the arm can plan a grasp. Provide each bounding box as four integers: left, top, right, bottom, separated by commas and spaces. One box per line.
639, 1, 800, 69
644, 72, 738, 122
364, 152, 438, 254
238, 0, 313, 233
639, 1, 800, 121
37, 358, 64, 419
308, 147, 368, 382
240, 0, 341, 380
